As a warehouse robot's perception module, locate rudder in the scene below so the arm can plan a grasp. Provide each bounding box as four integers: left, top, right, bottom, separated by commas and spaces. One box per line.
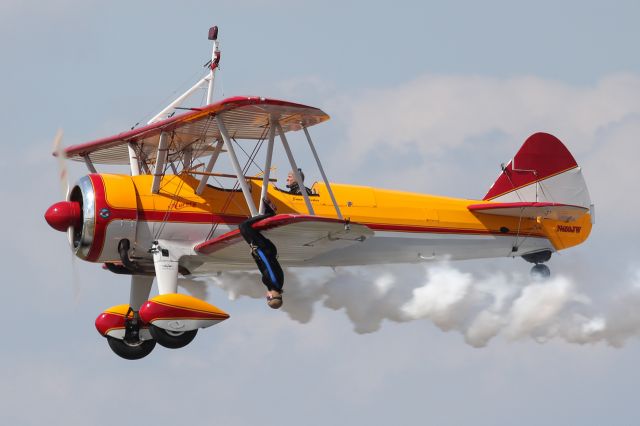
484, 132, 592, 210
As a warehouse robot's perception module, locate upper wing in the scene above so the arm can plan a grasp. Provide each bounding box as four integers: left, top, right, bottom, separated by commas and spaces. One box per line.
63, 97, 330, 165
194, 214, 373, 264
468, 201, 588, 222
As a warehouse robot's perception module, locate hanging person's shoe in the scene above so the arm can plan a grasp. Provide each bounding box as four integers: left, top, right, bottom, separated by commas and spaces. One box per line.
266, 290, 283, 309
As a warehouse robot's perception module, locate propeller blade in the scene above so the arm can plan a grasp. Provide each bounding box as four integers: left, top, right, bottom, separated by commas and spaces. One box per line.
51, 129, 82, 301
70, 252, 81, 303
52, 129, 69, 198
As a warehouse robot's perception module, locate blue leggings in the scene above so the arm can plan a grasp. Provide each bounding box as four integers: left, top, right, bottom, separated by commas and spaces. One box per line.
239, 214, 284, 291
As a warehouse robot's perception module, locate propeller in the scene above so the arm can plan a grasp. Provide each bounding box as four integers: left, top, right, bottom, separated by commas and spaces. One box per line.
52, 129, 69, 199
49, 130, 81, 301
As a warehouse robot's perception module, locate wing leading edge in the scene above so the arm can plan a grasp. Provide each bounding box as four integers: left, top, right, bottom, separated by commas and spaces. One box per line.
63, 97, 330, 165
194, 214, 373, 264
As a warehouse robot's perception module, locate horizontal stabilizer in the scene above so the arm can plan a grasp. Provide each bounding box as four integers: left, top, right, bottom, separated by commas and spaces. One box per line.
468, 202, 589, 222
194, 214, 373, 263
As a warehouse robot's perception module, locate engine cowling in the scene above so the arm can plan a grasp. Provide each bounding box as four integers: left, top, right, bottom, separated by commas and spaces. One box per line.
45, 174, 138, 262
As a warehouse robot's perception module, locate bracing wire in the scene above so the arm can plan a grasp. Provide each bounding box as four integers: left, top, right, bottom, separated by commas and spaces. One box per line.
135, 68, 209, 129
204, 128, 268, 241
205, 138, 264, 241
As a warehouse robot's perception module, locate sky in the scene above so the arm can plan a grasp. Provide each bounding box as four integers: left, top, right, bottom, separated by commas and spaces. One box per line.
3, 1, 640, 425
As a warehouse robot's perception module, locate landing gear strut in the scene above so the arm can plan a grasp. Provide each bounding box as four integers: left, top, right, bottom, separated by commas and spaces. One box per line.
530, 263, 551, 279
107, 308, 157, 360
105, 275, 157, 360
522, 250, 552, 279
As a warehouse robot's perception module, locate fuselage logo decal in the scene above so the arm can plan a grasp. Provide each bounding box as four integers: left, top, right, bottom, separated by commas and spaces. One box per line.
557, 225, 581, 233
169, 200, 198, 210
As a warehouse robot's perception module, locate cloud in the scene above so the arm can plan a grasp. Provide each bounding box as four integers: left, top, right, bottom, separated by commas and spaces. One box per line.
338, 73, 640, 158
276, 74, 338, 103
203, 263, 640, 348
323, 73, 640, 211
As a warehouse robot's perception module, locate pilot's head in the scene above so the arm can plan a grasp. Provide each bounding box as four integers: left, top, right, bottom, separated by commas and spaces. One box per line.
286, 168, 305, 188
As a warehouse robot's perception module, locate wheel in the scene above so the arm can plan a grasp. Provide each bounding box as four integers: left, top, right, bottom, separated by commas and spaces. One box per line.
106, 336, 156, 360
149, 324, 198, 349
530, 264, 551, 279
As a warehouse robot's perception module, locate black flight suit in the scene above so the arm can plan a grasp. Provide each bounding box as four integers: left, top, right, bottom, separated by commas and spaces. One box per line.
238, 208, 284, 293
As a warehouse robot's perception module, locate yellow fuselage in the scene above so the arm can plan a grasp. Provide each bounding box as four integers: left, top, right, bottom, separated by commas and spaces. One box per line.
97, 173, 591, 265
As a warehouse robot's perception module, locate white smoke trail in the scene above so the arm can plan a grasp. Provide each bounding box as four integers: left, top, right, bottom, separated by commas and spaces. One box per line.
178, 278, 210, 301
198, 263, 640, 348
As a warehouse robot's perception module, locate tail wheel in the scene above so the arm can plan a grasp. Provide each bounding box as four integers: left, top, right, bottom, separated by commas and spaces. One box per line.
106, 336, 156, 360
149, 324, 198, 349
530, 264, 551, 279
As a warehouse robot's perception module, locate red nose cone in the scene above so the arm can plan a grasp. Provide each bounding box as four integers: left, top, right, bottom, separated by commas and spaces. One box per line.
45, 201, 81, 232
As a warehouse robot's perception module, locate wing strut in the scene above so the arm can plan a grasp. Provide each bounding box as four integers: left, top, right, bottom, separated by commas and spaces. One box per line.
302, 126, 342, 219
151, 132, 170, 193
195, 139, 224, 195
258, 120, 277, 214
83, 154, 97, 174
183, 146, 193, 171
216, 115, 258, 216
276, 122, 315, 215
128, 142, 140, 176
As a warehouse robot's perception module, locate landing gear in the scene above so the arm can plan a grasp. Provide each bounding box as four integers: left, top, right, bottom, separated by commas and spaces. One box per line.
107, 306, 157, 360
530, 263, 551, 279
149, 325, 198, 349
522, 250, 552, 280
148, 242, 198, 349
107, 336, 156, 360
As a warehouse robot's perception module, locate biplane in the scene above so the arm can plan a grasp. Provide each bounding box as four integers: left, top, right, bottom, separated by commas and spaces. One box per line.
44, 27, 593, 359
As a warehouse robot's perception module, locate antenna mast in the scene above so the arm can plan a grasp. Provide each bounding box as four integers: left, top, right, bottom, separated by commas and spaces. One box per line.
206, 26, 220, 104
147, 25, 221, 125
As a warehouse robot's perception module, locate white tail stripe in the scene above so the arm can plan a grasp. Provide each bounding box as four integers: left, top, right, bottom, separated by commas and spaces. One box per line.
489, 167, 592, 209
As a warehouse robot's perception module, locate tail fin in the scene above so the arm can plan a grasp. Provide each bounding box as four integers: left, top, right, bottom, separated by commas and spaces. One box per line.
484, 133, 592, 210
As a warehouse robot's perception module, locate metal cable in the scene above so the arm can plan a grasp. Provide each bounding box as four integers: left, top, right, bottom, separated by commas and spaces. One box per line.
204, 131, 267, 241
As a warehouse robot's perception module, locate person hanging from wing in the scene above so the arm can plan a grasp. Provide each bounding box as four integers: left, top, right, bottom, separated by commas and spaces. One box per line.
239, 199, 285, 309
286, 168, 312, 195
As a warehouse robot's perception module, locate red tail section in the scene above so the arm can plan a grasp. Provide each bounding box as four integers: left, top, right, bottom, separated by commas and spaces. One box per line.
484, 133, 578, 198
483, 133, 594, 250
483, 133, 591, 209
